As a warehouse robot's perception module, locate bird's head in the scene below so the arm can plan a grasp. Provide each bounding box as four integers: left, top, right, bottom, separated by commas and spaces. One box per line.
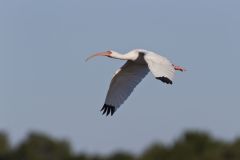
85, 50, 141, 61
85, 51, 112, 61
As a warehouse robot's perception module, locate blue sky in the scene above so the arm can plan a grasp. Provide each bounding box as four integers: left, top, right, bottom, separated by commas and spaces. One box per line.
1, 0, 240, 154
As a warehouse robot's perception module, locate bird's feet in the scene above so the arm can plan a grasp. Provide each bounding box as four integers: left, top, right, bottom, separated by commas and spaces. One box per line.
173, 64, 186, 72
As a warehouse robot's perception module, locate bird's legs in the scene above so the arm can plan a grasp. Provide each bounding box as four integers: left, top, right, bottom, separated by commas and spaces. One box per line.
172, 64, 186, 72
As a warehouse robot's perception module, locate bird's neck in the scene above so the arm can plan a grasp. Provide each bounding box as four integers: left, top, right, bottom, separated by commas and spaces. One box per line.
110, 51, 137, 61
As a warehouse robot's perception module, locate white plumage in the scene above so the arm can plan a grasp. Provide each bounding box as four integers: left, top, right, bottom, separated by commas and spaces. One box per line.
86, 49, 185, 116
105, 60, 149, 109
144, 52, 175, 83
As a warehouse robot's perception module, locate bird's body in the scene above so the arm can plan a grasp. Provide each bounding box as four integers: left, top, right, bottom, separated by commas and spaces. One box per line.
86, 49, 185, 116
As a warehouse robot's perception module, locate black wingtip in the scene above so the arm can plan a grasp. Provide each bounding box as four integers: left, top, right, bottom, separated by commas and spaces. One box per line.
156, 76, 173, 84
100, 104, 116, 116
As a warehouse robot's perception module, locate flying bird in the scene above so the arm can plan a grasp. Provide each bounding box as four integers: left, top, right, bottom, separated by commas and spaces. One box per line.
86, 49, 185, 116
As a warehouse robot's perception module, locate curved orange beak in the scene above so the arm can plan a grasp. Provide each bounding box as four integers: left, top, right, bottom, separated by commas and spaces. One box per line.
85, 51, 112, 62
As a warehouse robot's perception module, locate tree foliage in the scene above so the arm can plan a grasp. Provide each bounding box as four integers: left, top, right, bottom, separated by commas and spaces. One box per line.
0, 132, 10, 159
1, 130, 240, 160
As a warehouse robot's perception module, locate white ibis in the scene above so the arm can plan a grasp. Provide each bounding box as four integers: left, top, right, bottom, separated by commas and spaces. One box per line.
86, 49, 185, 116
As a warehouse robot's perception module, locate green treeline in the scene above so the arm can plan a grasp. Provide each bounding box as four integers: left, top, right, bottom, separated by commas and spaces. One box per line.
0, 131, 240, 160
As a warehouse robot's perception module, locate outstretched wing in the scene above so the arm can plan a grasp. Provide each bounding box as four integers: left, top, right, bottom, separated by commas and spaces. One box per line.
101, 61, 149, 116
144, 52, 175, 84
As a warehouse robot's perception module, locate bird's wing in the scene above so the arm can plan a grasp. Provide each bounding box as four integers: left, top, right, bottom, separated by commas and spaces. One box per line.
144, 53, 175, 84
101, 61, 149, 116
